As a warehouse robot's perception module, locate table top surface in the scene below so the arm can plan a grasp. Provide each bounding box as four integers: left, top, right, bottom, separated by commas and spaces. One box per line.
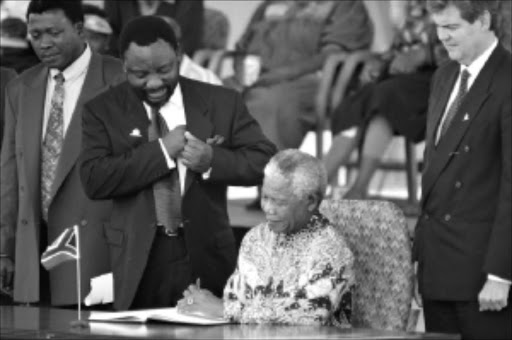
0, 306, 460, 339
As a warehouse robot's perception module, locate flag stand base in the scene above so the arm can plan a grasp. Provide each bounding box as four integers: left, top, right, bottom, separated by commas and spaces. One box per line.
70, 319, 89, 328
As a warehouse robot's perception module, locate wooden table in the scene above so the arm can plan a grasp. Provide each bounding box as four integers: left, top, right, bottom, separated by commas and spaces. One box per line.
0, 306, 459, 339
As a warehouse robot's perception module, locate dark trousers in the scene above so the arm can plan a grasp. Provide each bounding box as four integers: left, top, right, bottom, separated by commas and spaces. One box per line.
38, 220, 51, 306
424, 299, 512, 340
130, 231, 192, 309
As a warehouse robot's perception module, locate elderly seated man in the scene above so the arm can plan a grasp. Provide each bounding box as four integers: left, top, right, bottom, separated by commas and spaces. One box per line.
177, 149, 354, 326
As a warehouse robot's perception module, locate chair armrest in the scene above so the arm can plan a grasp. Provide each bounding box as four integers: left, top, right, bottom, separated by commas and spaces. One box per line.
315, 52, 349, 124
330, 50, 377, 110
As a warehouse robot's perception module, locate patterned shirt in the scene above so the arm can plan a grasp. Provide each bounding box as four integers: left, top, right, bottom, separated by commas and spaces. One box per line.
223, 213, 354, 325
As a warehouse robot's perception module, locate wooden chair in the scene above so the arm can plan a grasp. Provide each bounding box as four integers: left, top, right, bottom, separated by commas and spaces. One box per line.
320, 199, 415, 330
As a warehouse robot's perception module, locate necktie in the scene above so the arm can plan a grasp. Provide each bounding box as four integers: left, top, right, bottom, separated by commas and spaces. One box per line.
148, 107, 182, 234
438, 69, 471, 142
41, 73, 65, 221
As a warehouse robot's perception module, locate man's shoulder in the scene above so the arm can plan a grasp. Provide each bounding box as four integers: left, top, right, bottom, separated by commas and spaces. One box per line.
86, 81, 130, 108
180, 77, 240, 101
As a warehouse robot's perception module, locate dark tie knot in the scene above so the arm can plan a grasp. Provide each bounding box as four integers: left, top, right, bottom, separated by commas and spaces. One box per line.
54, 72, 65, 84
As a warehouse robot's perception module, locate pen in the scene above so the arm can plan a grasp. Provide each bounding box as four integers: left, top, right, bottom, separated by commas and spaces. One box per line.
196, 278, 201, 290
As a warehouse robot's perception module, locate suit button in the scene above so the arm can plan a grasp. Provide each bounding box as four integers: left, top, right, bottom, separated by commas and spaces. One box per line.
21, 219, 28, 225
464, 145, 470, 152
424, 214, 429, 220
80, 219, 87, 226
20, 186, 25, 192
455, 181, 462, 189
18, 151, 23, 158
444, 214, 451, 222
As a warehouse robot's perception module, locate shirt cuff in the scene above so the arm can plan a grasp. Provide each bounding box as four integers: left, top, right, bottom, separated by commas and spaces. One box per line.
202, 167, 212, 180
158, 138, 176, 169
488, 274, 512, 285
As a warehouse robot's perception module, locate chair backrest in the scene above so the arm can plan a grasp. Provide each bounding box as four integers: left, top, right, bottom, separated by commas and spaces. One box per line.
320, 199, 413, 331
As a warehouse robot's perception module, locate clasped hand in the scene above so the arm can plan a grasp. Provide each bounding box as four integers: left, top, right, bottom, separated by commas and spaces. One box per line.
160, 127, 214, 174
176, 283, 224, 319
478, 279, 510, 312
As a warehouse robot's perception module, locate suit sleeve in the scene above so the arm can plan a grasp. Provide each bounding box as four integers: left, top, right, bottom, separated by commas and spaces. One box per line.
80, 103, 171, 200
208, 92, 277, 185
483, 96, 511, 280
0, 85, 19, 258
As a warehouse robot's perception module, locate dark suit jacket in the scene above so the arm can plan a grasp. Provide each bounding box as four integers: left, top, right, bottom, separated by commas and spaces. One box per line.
414, 44, 511, 301
0, 67, 17, 150
0, 53, 124, 305
80, 77, 276, 310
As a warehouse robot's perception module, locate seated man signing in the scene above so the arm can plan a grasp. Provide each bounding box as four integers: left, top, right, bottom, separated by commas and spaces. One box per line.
177, 149, 354, 326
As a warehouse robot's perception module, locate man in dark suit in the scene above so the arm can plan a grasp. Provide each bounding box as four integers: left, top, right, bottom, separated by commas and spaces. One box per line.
0, 67, 17, 150
80, 16, 276, 311
414, 1, 511, 339
0, 0, 124, 306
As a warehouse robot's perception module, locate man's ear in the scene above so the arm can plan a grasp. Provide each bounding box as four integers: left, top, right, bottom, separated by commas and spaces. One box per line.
478, 10, 492, 31
307, 193, 320, 212
75, 21, 85, 37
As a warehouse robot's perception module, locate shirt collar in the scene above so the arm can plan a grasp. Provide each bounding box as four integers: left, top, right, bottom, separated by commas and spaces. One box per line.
461, 38, 498, 78
50, 44, 92, 81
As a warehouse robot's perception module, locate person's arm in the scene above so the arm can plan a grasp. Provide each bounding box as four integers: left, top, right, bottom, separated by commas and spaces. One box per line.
0, 84, 19, 291
479, 96, 511, 311
79, 102, 184, 199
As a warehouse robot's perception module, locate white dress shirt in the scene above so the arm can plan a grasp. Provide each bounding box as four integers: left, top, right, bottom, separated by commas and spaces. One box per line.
143, 84, 187, 194
42, 45, 92, 140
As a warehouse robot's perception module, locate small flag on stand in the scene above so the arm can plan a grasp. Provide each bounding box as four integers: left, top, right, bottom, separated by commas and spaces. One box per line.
41, 226, 79, 270
41, 225, 87, 327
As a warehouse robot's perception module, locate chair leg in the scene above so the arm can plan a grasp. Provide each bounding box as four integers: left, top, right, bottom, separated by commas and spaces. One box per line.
316, 127, 324, 159
404, 139, 418, 206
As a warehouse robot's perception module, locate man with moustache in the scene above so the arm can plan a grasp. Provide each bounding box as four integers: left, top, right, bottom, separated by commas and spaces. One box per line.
80, 16, 276, 310
414, 1, 511, 338
0, 0, 123, 306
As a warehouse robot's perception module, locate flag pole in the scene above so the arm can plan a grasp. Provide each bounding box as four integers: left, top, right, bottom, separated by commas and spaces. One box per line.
75, 224, 81, 321
70, 224, 88, 329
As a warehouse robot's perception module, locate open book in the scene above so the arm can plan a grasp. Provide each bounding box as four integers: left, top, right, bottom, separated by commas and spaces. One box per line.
89, 307, 230, 326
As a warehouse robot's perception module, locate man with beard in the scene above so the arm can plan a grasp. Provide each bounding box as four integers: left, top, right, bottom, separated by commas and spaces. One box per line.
79, 16, 276, 310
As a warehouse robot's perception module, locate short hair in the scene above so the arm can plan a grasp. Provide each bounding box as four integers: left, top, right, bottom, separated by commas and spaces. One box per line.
26, 0, 84, 24
264, 149, 327, 203
119, 15, 179, 58
427, 0, 500, 33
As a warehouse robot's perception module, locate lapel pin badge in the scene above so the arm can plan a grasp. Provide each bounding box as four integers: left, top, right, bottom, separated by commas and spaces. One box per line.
463, 113, 470, 121
129, 128, 142, 137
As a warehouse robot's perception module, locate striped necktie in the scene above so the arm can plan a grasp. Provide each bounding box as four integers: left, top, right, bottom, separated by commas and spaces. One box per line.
41, 72, 65, 221
437, 69, 471, 144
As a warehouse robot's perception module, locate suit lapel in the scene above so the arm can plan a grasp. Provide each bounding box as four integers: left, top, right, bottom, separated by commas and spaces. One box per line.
123, 83, 151, 141
422, 45, 505, 201
21, 66, 47, 208
50, 54, 107, 201
181, 78, 212, 195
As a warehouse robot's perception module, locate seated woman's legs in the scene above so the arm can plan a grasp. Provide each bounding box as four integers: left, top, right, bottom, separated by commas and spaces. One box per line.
344, 115, 393, 199
324, 129, 361, 185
